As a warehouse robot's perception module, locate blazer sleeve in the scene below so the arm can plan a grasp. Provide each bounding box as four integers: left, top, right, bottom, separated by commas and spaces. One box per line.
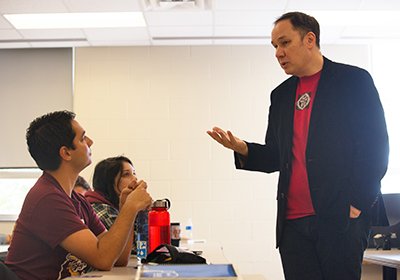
348, 69, 389, 212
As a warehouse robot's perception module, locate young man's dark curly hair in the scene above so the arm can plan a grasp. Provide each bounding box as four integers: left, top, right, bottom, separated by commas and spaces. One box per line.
26, 110, 76, 171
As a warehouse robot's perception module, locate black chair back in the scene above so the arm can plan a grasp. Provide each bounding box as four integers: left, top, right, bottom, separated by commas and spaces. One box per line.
0, 262, 20, 280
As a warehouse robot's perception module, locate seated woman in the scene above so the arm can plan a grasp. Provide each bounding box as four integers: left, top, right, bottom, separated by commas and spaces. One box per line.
85, 156, 147, 258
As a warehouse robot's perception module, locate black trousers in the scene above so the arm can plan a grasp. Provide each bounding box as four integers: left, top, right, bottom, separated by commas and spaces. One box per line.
279, 215, 370, 280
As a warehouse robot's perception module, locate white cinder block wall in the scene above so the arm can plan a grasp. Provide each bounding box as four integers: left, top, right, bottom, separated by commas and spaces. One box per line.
74, 45, 373, 280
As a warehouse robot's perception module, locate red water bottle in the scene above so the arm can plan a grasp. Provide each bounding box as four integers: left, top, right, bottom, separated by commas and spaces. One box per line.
148, 199, 171, 253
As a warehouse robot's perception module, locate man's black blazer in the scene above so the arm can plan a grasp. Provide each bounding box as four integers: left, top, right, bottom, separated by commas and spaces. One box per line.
235, 57, 389, 247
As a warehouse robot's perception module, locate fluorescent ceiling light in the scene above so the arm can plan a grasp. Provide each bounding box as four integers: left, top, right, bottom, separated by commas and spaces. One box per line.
4, 12, 146, 29
308, 10, 400, 27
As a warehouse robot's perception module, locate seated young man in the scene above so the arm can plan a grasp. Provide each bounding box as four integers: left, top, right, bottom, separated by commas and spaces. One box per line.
6, 111, 152, 280
74, 175, 91, 195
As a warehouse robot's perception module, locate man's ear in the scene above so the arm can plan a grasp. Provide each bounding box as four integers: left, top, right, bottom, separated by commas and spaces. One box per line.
59, 146, 72, 161
305, 32, 316, 47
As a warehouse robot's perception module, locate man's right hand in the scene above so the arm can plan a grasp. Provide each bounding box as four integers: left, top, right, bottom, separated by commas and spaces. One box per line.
207, 127, 248, 157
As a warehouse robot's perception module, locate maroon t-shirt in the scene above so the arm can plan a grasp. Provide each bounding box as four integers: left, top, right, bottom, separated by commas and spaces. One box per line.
6, 172, 106, 280
286, 71, 321, 219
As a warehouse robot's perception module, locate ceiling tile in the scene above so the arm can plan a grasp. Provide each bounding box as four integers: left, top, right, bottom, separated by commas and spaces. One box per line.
151, 38, 213, 45
215, 0, 287, 11
0, 0, 68, 13
215, 26, 270, 37
149, 26, 212, 37
63, 0, 143, 12
0, 29, 23, 40
145, 11, 213, 26
214, 38, 269, 45
312, 11, 400, 27
215, 11, 280, 26
342, 26, 400, 38
84, 27, 149, 41
286, 0, 363, 11
359, 0, 400, 10
18, 29, 85, 39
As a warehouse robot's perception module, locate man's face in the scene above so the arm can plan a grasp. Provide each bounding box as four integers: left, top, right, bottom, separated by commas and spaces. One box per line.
69, 120, 93, 171
271, 19, 311, 77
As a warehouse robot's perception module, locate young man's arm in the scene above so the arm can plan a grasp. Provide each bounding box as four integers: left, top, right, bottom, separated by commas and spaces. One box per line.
113, 225, 134, 266
92, 220, 134, 267
60, 184, 151, 270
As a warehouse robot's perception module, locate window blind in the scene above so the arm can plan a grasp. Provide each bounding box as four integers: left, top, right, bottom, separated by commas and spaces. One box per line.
0, 48, 73, 167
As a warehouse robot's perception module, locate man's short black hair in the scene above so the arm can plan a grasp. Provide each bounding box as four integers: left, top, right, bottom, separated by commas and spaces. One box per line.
26, 110, 76, 171
275, 11, 320, 48
75, 176, 91, 191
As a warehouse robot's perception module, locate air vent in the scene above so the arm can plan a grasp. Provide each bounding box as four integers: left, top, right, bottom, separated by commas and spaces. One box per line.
143, 0, 209, 10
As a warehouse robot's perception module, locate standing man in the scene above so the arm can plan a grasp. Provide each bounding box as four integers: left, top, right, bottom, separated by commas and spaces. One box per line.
207, 12, 389, 280
6, 111, 152, 280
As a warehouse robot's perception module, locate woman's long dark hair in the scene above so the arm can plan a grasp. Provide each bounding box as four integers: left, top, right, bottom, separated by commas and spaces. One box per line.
92, 156, 133, 209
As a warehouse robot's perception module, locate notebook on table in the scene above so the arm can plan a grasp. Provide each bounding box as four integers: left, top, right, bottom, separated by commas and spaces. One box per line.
138, 264, 237, 280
